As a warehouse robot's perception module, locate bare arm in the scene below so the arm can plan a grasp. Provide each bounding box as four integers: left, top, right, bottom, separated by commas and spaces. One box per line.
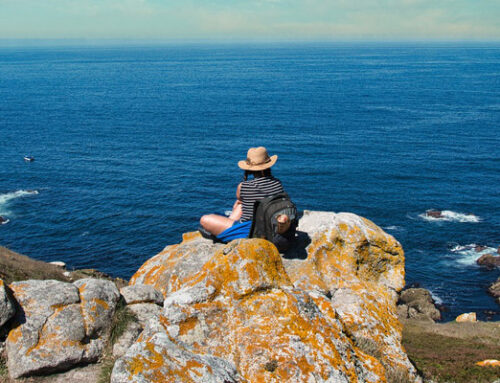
229, 183, 243, 221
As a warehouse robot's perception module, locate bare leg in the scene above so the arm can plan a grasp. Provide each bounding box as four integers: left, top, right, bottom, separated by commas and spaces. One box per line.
200, 214, 235, 236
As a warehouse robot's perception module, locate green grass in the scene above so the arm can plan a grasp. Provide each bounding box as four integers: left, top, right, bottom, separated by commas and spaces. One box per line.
403, 321, 500, 383
98, 299, 139, 383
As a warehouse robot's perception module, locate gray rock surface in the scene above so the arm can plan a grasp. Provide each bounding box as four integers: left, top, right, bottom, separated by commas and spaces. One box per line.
120, 284, 163, 305
6, 278, 118, 379
74, 278, 120, 338
111, 331, 245, 383
489, 277, 500, 305
113, 321, 142, 358
0, 279, 15, 329
398, 288, 441, 322
128, 302, 162, 326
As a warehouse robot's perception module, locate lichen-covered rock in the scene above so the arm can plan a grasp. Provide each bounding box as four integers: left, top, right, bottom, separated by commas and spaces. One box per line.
74, 278, 120, 338
113, 321, 143, 358
6, 279, 118, 379
456, 312, 477, 322
114, 239, 387, 383
120, 284, 163, 305
119, 210, 422, 382
128, 303, 162, 326
112, 332, 244, 383
130, 232, 224, 296
282, 211, 419, 382
0, 279, 15, 328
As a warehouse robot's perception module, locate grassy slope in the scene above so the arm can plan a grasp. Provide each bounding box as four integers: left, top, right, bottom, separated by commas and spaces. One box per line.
402, 319, 500, 383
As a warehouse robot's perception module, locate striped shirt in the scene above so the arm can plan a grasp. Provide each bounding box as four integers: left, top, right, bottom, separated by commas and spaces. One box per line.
240, 176, 285, 222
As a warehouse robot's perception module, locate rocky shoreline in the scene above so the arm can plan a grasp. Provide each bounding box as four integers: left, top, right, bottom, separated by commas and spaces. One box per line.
0, 211, 498, 382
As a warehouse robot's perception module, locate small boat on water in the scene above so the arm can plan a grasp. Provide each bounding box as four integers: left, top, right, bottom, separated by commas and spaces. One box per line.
24, 156, 35, 162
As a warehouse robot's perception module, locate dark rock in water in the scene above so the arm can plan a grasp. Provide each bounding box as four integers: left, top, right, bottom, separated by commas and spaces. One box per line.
426, 209, 442, 218
475, 245, 488, 252
497, 246, 500, 255
0, 216, 7, 225
398, 288, 441, 322
476, 254, 500, 269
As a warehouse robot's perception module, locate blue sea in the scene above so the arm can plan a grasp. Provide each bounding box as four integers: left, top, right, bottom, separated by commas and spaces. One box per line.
1, 42, 499, 321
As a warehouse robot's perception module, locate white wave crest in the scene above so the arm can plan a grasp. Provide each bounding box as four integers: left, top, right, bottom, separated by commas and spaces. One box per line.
419, 210, 480, 223
429, 290, 443, 305
0, 190, 39, 216
383, 225, 401, 231
449, 243, 497, 266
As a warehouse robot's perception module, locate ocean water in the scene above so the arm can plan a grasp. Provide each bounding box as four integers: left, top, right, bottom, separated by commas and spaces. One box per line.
1, 43, 499, 321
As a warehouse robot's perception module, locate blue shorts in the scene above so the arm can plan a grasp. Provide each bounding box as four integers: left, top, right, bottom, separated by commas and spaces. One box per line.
217, 220, 252, 243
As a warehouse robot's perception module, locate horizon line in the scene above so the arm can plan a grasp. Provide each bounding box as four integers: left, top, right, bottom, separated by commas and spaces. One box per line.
1, 38, 499, 47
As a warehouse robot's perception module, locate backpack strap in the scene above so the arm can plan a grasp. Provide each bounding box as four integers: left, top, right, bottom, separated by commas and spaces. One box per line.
248, 199, 262, 238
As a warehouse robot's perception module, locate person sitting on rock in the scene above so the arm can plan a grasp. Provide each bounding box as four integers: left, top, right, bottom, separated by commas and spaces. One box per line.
199, 146, 286, 242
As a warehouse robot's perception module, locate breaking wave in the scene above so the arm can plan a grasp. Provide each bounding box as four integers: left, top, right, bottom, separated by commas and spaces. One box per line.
418, 210, 481, 223
0, 190, 39, 216
449, 243, 497, 266
429, 290, 443, 305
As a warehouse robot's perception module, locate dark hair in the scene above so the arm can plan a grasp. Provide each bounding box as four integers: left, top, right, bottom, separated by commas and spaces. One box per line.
243, 168, 272, 181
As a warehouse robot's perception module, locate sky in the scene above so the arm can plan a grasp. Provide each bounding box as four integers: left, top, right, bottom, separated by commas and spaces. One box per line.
0, 0, 499, 41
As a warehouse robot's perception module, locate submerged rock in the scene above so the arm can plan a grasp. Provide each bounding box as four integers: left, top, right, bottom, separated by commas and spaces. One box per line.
425, 209, 443, 218
477, 253, 500, 269
123, 210, 421, 382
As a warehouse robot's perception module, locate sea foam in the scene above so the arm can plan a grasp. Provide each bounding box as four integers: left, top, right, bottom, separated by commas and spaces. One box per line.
419, 210, 481, 223
0, 190, 39, 216
449, 244, 497, 266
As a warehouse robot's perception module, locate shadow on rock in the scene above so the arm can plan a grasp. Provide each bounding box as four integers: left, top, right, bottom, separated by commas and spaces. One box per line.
282, 230, 311, 260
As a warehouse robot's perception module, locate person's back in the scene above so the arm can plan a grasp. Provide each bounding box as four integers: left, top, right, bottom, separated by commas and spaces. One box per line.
239, 174, 284, 222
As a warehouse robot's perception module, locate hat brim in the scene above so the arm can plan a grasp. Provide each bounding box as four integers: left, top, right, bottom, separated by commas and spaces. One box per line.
238, 155, 278, 171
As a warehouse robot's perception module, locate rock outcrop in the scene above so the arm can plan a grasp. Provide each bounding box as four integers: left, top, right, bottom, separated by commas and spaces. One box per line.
489, 277, 500, 305
115, 210, 421, 382
6, 278, 119, 379
477, 253, 500, 269
397, 288, 441, 322
0, 211, 424, 382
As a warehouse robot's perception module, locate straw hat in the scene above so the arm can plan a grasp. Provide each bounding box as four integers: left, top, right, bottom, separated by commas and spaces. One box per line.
238, 147, 278, 171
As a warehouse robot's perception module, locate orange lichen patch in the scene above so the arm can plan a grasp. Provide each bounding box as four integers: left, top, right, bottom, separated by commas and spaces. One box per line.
23, 306, 85, 356
183, 239, 291, 299
0, 279, 4, 287
456, 312, 477, 322
126, 342, 166, 377
178, 317, 198, 337
7, 327, 23, 343
182, 231, 202, 242
126, 340, 214, 382
476, 359, 500, 367
90, 298, 109, 312
130, 237, 219, 297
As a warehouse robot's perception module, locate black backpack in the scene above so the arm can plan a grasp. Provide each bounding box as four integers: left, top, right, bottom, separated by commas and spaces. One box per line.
249, 193, 298, 253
